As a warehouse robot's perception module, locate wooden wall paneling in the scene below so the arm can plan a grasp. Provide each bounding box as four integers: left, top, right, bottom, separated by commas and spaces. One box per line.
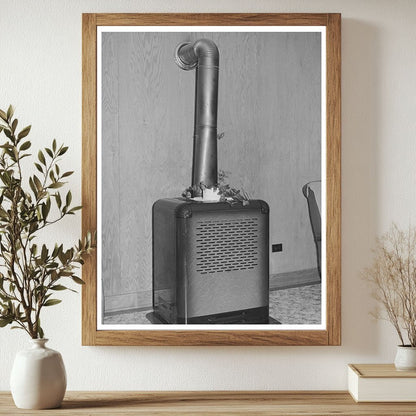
101, 30, 322, 310
101, 32, 120, 301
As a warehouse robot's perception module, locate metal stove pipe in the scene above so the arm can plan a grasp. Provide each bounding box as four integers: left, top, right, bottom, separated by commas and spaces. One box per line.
175, 39, 219, 195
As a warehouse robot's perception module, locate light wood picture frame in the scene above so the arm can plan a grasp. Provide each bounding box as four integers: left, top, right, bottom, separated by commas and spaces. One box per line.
82, 13, 341, 346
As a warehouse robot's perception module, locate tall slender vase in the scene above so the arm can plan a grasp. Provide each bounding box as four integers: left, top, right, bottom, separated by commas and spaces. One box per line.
10, 339, 66, 409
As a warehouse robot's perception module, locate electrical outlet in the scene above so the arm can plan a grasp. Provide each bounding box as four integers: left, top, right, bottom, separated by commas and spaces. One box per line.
272, 243, 283, 253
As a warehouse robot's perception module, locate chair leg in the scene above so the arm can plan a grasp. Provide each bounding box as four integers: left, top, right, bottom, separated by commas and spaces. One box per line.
315, 239, 321, 280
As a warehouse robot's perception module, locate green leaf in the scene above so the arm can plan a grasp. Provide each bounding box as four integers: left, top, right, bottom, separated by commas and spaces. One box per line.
58, 146, 68, 156
18, 125, 31, 140
34, 163, 43, 173
6, 105, 14, 121
41, 202, 50, 220
41, 244, 48, 262
52, 139, 57, 152
61, 171, 73, 178
3, 129, 12, 140
65, 190, 72, 207
72, 276, 85, 285
38, 150, 46, 165
50, 284, 68, 291
38, 327, 44, 338
0, 109, 7, 121
11, 119, 18, 133
45, 148, 53, 158
37, 321, 44, 339
29, 222, 38, 234
69, 206, 82, 214
0, 173, 9, 186
51, 244, 59, 258
0, 317, 12, 327
19, 140, 31, 151
35, 206, 42, 221
43, 299, 62, 307
33, 175, 42, 192
55, 192, 62, 208
48, 182, 64, 189
58, 250, 67, 264
29, 177, 37, 196
0, 292, 11, 302
0, 206, 5, 220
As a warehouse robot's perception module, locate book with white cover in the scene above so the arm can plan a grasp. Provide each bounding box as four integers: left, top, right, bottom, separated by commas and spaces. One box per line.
348, 364, 416, 402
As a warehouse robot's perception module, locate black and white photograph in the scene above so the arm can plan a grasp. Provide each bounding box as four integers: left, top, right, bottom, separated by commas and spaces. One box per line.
97, 27, 326, 329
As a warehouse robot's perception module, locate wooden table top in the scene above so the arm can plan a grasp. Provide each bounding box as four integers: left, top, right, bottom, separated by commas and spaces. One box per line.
1, 391, 416, 415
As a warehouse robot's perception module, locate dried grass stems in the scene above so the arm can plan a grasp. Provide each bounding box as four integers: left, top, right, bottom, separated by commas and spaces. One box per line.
362, 224, 416, 347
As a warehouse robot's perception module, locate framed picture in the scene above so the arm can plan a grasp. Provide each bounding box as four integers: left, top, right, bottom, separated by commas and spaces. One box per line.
82, 13, 341, 346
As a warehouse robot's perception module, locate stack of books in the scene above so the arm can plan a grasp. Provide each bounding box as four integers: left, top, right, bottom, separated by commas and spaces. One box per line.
348, 364, 416, 402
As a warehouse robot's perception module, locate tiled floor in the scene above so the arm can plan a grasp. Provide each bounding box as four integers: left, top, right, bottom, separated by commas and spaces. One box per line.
269, 283, 321, 324
103, 283, 321, 325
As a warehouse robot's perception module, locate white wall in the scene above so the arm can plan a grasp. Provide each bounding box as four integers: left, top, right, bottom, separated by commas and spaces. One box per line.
0, 0, 415, 391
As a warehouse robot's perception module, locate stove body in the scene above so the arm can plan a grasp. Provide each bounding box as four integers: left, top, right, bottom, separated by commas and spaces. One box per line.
153, 198, 269, 324
152, 39, 270, 325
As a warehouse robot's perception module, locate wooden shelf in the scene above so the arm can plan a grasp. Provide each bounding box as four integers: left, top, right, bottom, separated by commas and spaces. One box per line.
1, 391, 416, 415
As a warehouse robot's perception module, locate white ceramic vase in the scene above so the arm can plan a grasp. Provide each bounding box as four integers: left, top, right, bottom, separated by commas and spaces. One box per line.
10, 339, 66, 409
394, 345, 416, 371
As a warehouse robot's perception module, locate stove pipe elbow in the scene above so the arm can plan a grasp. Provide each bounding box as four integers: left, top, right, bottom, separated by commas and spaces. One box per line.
175, 39, 219, 195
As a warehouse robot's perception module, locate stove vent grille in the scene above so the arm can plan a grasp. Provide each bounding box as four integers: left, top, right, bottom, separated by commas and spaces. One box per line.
195, 217, 259, 274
